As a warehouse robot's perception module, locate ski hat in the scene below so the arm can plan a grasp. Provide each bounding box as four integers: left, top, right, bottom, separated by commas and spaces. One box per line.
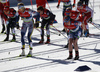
77, 1, 83, 6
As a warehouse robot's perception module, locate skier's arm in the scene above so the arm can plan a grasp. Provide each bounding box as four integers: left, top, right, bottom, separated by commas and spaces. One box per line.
15, 12, 20, 29
16, 12, 20, 23
57, 0, 61, 8
73, 0, 76, 7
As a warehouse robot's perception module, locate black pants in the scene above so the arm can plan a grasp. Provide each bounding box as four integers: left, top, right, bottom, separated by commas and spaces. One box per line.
41, 19, 52, 37
6, 18, 16, 35
80, 0, 89, 6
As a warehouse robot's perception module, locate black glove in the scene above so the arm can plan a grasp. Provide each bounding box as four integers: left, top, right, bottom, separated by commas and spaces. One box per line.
73, 4, 75, 7
84, 29, 89, 37
16, 22, 20, 29
56, 4, 59, 8
89, 17, 92, 23
34, 23, 39, 28
67, 31, 69, 36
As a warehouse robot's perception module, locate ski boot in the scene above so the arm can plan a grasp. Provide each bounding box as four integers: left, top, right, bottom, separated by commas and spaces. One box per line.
4, 35, 9, 41
74, 51, 79, 60
45, 35, 50, 44
39, 35, 44, 44
19, 48, 25, 56
74, 55, 79, 60
67, 55, 73, 59
10, 35, 16, 42
27, 50, 32, 57
39, 39, 44, 44
67, 51, 73, 59
45, 40, 50, 44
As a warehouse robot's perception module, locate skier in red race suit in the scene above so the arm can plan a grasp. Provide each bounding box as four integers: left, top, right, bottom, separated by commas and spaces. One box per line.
0, 0, 10, 33
77, 1, 93, 37
64, 16, 82, 60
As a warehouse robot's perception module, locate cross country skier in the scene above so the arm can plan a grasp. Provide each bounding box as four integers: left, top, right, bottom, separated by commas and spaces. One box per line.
77, 1, 93, 37
0, 0, 10, 33
17, 3, 40, 57
64, 8, 81, 48
56, 0, 75, 32
3, 6, 19, 42
37, 6, 55, 44
64, 16, 82, 60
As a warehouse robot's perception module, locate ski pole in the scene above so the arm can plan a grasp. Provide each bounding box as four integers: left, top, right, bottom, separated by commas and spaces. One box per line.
35, 28, 47, 37
45, 0, 52, 11
30, 0, 34, 10
51, 25, 68, 39
89, 22, 100, 30
41, 28, 61, 36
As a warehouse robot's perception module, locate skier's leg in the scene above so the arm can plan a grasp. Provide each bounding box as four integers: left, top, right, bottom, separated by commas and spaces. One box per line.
27, 21, 34, 57
67, 38, 73, 59
4, 24, 10, 41
21, 23, 27, 48
45, 22, 50, 44
39, 20, 46, 43
20, 23, 27, 56
1, 16, 5, 33
11, 18, 16, 41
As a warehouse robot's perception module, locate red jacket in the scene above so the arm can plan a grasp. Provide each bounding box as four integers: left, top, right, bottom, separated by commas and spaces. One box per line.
36, 0, 46, 8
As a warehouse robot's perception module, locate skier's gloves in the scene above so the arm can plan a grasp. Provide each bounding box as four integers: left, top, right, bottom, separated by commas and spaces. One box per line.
67, 31, 69, 36
6, 21, 9, 26
16, 22, 20, 29
84, 30, 88, 37
56, 4, 59, 8
34, 23, 39, 28
73, 4, 75, 7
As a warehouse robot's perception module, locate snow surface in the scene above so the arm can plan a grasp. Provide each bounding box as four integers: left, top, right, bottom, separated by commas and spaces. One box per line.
0, 0, 100, 72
